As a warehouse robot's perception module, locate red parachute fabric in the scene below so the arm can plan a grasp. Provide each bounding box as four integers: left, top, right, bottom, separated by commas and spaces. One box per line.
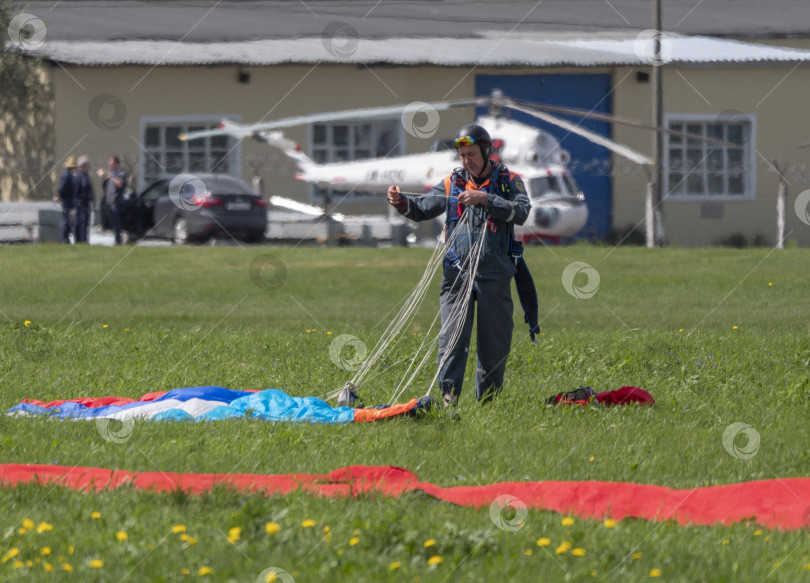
550, 386, 655, 406
1, 464, 808, 531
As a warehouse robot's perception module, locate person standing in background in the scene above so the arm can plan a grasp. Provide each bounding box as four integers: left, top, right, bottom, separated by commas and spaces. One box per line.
98, 156, 129, 245
55, 156, 77, 244
74, 156, 94, 243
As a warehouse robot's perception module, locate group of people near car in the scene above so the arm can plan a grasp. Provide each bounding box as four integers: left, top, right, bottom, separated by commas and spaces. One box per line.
55, 155, 130, 245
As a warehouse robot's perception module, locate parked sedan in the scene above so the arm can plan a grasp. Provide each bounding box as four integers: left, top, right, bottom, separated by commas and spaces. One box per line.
124, 174, 268, 244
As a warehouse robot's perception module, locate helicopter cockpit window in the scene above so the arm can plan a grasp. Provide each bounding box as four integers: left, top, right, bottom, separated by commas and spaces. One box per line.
563, 174, 581, 197
528, 175, 563, 197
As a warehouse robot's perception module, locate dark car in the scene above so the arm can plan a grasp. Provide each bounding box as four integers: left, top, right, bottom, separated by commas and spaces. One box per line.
123, 174, 268, 244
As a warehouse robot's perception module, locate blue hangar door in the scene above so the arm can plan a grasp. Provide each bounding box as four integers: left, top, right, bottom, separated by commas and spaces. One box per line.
476, 74, 613, 240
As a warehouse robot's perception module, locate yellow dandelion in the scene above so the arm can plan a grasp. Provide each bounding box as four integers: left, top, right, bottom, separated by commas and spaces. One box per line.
561, 517, 575, 527
91, 512, 101, 519
68, 545, 74, 555
180, 568, 190, 575
306, 329, 311, 333
732, 325, 738, 330
12, 560, 23, 569
523, 549, 533, 556
572, 548, 586, 557
323, 531, 332, 542
632, 552, 643, 560
753, 529, 763, 536
536, 537, 551, 547
649, 568, 662, 577
322, 526, 331, 534
116, 531, 128, 542
803, 563, 810, 571
102, 324, 109, 328
423, 539, 436, 548
24, 320, 31, 326
764, 536, 770, 542
180, 533, 190, 541
89, 559, 103, 568
265, 522, 281, 535
62, 563, 73, 573
41, 547, 51, 556
679, 328, 684, 333
326, 331, 332, 335
265, 574, 279, 583
228, 527, 241, 542
603, 519, 617, 528
427, 555, 443, 566
589, 456, 595, 462
185, 537, 198, 545
389, 561, 401, 570
198, 566, 213, 576
172, 525, 186, 534
43, 562, 53, 572
722, 538, 730, 545
349, 537, 360, 546
17, 528, 27, 535
125, 328, 130, 332
301, 519, 315, 528
36, 522, 53, 533
590, 570, 598, 577
555, 542, 571, 555
22, 519, 35, 530
768, 282, 773, 287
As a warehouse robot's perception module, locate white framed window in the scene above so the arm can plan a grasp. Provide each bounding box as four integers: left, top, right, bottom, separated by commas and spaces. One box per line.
138, 116, 242, 191
308, 119, 403, 204
664, 113, 756, 201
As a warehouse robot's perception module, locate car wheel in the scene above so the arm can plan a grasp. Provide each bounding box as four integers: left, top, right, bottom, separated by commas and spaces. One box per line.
244, 230, 265, 244
172, 216, 189, 245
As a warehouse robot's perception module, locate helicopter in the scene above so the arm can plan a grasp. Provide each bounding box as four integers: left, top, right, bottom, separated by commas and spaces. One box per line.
181, 91, 659, 242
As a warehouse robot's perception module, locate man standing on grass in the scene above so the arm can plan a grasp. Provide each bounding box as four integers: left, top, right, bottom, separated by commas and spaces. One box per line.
74, 156, 94, 243
387, 124, 530, 406
98, 156, 129, 245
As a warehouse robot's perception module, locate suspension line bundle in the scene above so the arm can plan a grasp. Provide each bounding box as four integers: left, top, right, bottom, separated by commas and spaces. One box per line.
327, 205, 488, 407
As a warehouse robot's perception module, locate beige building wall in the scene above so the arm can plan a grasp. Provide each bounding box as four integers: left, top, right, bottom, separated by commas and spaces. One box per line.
52, 64, 480, 216
50, 60, 810, 246
612, 64, 810, 247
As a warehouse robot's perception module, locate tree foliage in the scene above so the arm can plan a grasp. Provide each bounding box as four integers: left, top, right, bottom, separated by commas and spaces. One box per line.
1, 0, 54, 200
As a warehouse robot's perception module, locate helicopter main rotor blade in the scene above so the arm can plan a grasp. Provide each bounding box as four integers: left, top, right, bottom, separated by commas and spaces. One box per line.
509, 99, 734, 148
182, 99, 478, 142
501, 99, 652, 166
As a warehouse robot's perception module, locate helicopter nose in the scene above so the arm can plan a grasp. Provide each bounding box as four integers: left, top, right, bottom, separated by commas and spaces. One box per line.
535, 207, 560, 228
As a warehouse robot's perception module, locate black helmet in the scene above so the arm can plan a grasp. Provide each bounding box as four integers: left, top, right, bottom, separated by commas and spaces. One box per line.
454, 124, 492, 160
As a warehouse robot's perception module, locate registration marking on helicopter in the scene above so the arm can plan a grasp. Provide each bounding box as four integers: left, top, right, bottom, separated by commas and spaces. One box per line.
366, 169, 405, 183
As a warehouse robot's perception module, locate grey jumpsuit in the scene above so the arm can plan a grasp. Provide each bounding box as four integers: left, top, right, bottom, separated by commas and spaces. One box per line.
394, 162, 531, 401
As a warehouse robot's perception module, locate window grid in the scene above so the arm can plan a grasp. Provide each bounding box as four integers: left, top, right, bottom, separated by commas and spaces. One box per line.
664, 115, 754, 201
309, 119, 402, 204
141, 121, 236, 188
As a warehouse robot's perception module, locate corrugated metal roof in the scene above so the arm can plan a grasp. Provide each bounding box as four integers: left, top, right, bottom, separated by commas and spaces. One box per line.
30, 33, 810, 67
14, 0, 810, 41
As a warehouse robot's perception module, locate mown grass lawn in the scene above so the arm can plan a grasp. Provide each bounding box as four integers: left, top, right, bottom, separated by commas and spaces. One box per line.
0, 243, 808, 582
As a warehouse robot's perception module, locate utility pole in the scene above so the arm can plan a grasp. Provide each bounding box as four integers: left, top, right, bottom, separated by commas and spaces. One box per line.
648, 0, 664, 247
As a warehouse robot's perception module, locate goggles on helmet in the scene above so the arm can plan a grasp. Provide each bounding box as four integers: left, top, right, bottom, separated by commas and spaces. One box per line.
454, 136, 490, 148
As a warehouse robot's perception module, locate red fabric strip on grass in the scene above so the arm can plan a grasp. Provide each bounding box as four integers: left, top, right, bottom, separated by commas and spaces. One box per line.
1, 464, 808, 531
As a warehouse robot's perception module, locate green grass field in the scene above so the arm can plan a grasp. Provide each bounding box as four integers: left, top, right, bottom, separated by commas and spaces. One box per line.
0, 243, 808, 582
